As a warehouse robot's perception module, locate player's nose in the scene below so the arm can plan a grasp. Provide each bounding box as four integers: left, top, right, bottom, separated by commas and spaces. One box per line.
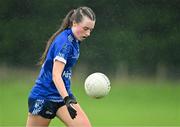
85, 30, 91, 37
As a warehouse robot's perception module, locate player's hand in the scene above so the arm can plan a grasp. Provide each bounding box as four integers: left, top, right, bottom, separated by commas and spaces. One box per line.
64, 96, 77, 119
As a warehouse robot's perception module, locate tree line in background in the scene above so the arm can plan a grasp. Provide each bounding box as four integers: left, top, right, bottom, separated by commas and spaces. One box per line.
0, 0, 180, 79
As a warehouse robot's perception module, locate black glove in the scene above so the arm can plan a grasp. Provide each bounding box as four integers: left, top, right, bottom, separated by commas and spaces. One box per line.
64, 96, 77, 119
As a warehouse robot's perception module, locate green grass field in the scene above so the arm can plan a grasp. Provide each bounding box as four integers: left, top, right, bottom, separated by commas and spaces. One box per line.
0, 68, 180, 126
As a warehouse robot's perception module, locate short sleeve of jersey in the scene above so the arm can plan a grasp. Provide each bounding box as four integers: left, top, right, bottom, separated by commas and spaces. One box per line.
54, 42, 72, 64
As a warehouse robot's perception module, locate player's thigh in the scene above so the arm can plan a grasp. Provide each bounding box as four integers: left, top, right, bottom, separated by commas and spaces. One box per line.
56, 103, 91, 127
26, 113, 51, 127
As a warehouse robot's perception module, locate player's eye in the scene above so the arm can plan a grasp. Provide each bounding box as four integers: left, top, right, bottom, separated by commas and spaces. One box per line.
83, 27, 89, 31
83, 27, 93, 33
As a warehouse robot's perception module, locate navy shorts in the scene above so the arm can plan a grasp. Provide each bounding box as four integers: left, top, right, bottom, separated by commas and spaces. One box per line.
28, 98, 65, 119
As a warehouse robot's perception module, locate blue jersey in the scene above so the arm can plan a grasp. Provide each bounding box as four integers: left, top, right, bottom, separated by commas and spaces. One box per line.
29, 28, 80, 102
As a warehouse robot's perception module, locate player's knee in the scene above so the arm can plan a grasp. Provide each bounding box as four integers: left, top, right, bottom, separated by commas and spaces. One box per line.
67, 122, 91, 127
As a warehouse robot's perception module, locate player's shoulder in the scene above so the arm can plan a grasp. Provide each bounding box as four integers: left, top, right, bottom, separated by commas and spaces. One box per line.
54, 29, 72, 46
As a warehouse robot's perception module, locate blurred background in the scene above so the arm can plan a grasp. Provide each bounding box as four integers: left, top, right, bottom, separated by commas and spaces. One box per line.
0, 0, 180, 126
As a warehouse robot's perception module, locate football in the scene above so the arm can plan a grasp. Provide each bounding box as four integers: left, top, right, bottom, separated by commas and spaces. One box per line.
84, 72, 111, 98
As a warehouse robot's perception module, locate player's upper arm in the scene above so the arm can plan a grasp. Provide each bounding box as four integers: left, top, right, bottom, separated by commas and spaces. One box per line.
52, 60, 65, 81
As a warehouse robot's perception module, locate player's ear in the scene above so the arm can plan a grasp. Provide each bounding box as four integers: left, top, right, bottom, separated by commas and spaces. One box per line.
72, 21, 78, 27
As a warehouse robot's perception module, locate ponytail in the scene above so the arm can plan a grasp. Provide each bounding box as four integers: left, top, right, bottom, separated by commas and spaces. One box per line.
38, 9, 75, 65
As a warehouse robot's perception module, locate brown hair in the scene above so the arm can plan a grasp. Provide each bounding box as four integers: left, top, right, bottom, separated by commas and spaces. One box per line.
38, 6, 96, 65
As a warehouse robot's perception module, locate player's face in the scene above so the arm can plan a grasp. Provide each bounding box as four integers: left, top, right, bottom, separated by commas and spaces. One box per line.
72, 16, 95, 41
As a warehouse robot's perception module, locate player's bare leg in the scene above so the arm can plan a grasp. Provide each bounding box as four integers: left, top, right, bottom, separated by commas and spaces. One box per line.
26, 113, 51, 127
56, 103, 91, 127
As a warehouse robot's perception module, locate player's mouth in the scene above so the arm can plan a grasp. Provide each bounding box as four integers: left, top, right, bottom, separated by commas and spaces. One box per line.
84, 36, 88, 39
81, 36, 87, 40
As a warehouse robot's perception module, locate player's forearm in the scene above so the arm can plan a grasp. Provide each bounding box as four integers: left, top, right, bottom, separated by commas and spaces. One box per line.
53, 76, 68, 99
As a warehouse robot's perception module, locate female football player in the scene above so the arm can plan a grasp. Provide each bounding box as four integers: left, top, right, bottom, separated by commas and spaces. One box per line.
26, 6, 96, 127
